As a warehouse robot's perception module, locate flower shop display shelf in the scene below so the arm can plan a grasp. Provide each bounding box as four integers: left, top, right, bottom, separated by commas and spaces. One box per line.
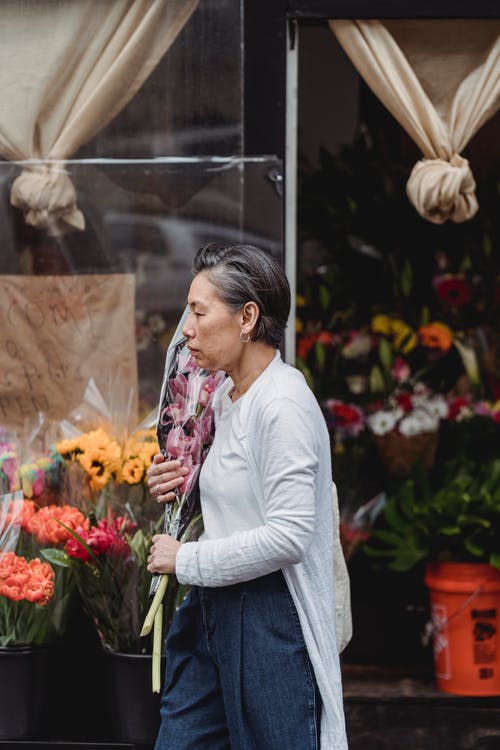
342, 664, 500, 750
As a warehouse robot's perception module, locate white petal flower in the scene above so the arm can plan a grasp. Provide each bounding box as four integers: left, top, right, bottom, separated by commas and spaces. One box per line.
367, 410, 399, 436
425, 396, 449, 420
399, 409, 438, 436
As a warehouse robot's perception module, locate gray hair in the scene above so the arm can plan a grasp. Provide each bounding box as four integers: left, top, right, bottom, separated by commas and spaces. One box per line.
192, 242, 290, 347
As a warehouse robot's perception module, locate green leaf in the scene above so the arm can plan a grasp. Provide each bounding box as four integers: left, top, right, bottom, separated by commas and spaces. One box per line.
314, 340, 326, 370
401, 260, 413, 297
378, 337, 393, 373
388, 549, 426, 572
457, 515, 491, 529
483, 233, 492, 257
346, 196, 357, 213
41, 548, 74, 568
489, 553, 500, 569
363, 544, 395, 559
383, 501, 408, 533
319, 284, 331, 312
369, 365, 385, 392
370, 529, 405, 546
420, 306, 431, 326
464, 538, 485, 558
438, 526, 461, 536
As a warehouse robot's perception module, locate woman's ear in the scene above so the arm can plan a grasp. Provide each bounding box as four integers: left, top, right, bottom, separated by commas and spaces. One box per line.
241, 301, 260, 334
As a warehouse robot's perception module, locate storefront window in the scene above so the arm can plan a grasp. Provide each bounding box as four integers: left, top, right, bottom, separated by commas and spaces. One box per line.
0, 1, 282, 445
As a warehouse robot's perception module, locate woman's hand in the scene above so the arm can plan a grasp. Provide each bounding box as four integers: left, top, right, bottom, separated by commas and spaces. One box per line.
147, 452, 189, 505
147, 534, 181, 574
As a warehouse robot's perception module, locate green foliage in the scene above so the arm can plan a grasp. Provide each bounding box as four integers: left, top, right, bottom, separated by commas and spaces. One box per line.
365, 458, 500, 572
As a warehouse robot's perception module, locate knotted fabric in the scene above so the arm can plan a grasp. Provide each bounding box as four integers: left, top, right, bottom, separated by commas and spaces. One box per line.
11, 165, 84, 235
329, 19, 500, 223
406, 154, 477, 225
0, 0, 199, 235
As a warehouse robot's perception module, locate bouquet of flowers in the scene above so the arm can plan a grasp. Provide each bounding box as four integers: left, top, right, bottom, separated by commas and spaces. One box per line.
367, 383, 448, 475
0, 492, 73, 646
55, 426, 159, 526
140, 309, 225, 690
1, 431, 63, 505
43, 507, 161, 654
42, 421, 162, 653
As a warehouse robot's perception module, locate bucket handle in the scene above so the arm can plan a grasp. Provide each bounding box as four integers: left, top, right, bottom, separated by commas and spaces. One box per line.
421, 583, 484, 648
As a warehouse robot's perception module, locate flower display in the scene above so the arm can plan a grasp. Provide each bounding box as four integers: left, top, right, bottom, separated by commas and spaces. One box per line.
121, 429, 159, 486
57, 428, 122, 492
322, 399, 365, 441
0, 552, 54, 605
0, 551, 56, 646
44, 509, 163, 654
64, 515, 133, 563
367, 384, 448, 438
27, 505, 88, 546
56, 427, 159, 493
0, 442, 63, 503
371, 315, 417, 355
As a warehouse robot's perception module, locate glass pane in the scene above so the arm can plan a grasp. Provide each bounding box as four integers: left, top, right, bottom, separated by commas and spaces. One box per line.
77, 0, 243, 159
0, 157, 283, 438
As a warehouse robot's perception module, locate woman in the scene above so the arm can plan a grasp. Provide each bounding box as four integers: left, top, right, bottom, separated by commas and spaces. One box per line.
147, 242, 348, 750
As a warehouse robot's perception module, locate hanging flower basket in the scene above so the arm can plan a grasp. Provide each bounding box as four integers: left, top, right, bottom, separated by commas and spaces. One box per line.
374, 430, 438, 475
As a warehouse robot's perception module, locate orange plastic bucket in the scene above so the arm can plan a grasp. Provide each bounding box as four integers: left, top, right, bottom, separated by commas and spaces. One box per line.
425, 562, 500, 695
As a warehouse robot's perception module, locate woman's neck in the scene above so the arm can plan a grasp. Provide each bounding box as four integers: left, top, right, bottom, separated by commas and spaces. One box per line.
227, 344, 276, 401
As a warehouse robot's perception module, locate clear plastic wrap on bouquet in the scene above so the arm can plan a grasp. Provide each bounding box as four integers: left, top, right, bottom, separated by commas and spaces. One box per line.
142, 309, 226, 687
147, 308, 225, 600
156, 309, 226, 544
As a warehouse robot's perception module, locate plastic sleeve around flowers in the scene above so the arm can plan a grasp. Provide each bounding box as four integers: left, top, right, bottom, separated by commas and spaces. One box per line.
175, 397, 318, 587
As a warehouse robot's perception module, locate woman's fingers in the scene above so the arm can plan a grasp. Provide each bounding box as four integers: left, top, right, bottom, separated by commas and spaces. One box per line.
153, 474, 185, 500
148, 455, 189, 504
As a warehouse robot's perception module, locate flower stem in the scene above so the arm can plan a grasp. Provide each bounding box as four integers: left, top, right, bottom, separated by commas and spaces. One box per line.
140, 573, 168, 637
152, 603, 163, 694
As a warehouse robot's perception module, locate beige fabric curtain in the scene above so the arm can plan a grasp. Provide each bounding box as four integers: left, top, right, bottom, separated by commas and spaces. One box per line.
329, 20, 500, 224
0, 0, 199, 235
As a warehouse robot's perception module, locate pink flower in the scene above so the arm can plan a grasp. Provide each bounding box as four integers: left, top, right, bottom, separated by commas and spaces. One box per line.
168, 373, 189, 401
391, 356, 411, 383
166, 425, 201, 462
160, 392, 191, 425
200, 407, 215, 444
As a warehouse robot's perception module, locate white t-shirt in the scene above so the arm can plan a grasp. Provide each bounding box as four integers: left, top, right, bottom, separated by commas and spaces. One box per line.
176, 351, 348, 750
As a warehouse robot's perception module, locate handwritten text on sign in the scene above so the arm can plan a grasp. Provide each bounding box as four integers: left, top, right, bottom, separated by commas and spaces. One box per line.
0, 275, 137, 427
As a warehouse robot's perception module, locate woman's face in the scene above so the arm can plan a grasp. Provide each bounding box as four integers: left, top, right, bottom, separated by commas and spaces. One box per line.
182, 271, 242, 372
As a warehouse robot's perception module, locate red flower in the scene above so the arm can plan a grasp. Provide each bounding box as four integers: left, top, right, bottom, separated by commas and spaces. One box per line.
317, 331, 334, 346
396, 393, 413, 413
297, 333, 318, 360
433, 274, 472, 307
64, 517, 132, 563
447, 396, 471, 421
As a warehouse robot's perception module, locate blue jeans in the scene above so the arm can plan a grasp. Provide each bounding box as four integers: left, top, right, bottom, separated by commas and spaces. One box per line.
155, 570, 321, 750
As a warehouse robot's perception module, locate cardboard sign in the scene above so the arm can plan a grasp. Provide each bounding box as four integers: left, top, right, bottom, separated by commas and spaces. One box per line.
0, 275, 138, 429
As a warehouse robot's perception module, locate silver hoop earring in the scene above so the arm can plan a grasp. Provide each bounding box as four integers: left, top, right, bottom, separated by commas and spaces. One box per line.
240, 330, 251, 343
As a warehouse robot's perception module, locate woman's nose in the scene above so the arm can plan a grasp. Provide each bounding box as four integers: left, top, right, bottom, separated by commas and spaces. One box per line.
182, 313, 194, 338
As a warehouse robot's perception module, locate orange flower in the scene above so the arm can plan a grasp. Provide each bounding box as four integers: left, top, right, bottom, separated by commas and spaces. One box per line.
418, 322, 453, 352
27, 505, 88, 545
3, 499, 36, 531
0, 553, 54, 605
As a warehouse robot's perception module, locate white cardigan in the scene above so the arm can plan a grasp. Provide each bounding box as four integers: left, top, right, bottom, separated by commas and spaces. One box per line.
176, 351, 348, 749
